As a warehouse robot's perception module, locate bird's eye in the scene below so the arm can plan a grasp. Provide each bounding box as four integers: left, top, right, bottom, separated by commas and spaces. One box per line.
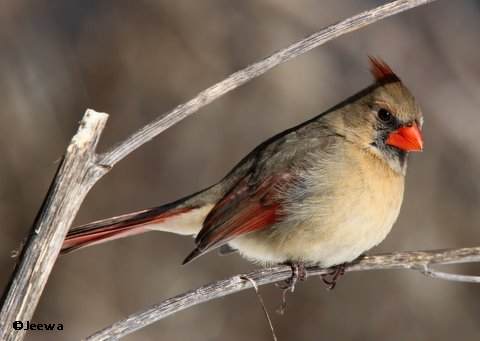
377, 108, 393, 123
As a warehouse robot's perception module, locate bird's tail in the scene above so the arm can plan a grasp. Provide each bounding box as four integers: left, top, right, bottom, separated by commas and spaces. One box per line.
61, 186, 219, 254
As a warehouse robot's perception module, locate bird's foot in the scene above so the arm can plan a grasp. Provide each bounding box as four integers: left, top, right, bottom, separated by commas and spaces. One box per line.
277, 261, 307, 292
321, 263, 346, 290
275, 262, 307, 315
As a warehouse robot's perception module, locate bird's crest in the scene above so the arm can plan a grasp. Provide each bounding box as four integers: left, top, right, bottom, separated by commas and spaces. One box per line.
369, 56, 400, 84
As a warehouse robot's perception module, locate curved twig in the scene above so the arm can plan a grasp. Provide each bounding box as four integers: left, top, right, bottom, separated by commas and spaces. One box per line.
241, 275, 278, 341
86, 247, 480, 340
98, 0, 437, 168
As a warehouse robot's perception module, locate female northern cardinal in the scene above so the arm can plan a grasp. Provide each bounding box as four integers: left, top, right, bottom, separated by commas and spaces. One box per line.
63, 58, 423, 275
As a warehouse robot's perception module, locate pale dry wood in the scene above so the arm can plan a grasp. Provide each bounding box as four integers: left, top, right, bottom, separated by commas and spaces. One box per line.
241, 275, 278, 341
98, 0, 438, 168
420, 265, 480, 283
86, 247, 480, 340
0, 110, 109, 341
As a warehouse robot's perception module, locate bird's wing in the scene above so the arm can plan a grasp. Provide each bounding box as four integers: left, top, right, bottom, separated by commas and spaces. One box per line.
182, 121, 339, 264
183, 171, 293, 263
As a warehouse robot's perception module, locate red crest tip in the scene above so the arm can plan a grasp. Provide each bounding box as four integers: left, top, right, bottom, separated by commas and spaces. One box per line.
368, 56, 400, 83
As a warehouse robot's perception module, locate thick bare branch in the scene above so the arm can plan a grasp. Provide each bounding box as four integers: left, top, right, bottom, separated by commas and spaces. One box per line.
0, 110, 109, 341
86, 247, 480, 341
99, 0, 437, 168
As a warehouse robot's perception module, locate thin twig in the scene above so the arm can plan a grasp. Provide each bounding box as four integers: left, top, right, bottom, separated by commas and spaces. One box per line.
419, 264, 480, 283
241, 276, 277, 341
86, 247, 480, 340
98, 0, 437, 168
0, 110, 109, 341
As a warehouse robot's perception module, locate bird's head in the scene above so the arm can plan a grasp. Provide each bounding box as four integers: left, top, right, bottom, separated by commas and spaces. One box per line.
339, 57, 423, 174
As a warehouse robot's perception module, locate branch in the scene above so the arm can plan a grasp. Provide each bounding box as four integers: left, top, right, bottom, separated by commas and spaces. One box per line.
0, 110, 109, 341
86, 247, 480, 340
99, 0, 438, 168
420, 265, 480, 283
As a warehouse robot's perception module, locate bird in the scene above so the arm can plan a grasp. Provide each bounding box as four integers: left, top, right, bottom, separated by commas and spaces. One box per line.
62, 57, 423, 284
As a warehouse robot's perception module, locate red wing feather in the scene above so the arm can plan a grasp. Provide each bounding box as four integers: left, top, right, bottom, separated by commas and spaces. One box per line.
183, 173, 291, 263
205, 202, 280, 246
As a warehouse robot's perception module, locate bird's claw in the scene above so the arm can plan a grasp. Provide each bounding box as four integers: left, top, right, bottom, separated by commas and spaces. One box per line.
321, 263, 346, 290
275, 262, 307, 315
276, 261, 307, 292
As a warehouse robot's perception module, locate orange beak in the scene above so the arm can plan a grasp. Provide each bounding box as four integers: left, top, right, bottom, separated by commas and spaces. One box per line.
386, 123, 423, 152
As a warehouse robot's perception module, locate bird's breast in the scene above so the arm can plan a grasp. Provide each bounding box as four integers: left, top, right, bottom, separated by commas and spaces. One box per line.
230, 146, 405, 266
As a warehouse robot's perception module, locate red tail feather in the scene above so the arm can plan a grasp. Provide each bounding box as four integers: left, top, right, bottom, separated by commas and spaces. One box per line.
62, 207, 193, 254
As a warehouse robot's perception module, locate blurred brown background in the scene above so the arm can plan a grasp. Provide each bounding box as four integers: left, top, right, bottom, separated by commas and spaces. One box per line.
1, 0, 479, 340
